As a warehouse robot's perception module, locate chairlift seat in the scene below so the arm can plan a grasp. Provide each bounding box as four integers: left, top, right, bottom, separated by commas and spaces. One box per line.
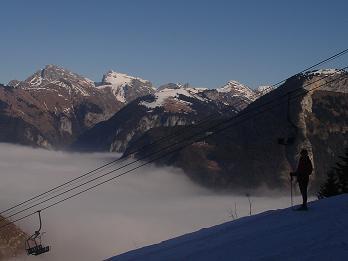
26, 244, 50, 256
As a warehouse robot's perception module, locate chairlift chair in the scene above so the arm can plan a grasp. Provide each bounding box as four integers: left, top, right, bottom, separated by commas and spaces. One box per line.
25, 210, 50, 256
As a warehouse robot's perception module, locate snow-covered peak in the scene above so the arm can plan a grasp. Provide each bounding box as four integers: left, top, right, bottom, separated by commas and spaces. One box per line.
157, 83, 183, 91
157, 83, 207, 93
102, 70, 149, 86
256, 85, 272, 92
7, 80, 21, 88
25, 64, 94, 86
217, 80, 255, 100
16, 64, 95, 96
256, 85, 273, 95
99, 70, 154, 103
40, 64, 94, 84
140, 87, 207, 110
306, 68, 343, 76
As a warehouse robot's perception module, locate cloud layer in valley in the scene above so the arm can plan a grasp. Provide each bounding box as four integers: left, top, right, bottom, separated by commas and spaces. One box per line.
0, 143, 305, 261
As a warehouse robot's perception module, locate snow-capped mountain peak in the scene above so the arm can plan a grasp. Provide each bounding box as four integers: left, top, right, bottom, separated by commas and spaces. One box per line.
7, 79, 21, 88
157, 83, 207, 93
98, 70, 155, 103
15, 64, 95, 96
256, 85, 272, 92
255, 85, 273, 96
139, 85, 209, 111
157, 83, 183, 91
37, 64, 93, 85
306, 68, 343, 76
102, 70, 148, 86
217, 80, 255, 100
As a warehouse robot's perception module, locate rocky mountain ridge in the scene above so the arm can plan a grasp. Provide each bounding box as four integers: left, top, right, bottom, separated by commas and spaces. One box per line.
0, 215, 27, 260
123, 70, 348, 190
1, 65, 155, 148
72, 78, 270, 152
71, 83, 241, 152
2, 65, 346, 191
96, 70, 155, 103
2, 65, 264, 150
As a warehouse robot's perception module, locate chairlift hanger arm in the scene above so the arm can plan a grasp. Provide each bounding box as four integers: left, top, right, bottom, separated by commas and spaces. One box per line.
36, 210, 42, 233
286, 92, 298, 132
25, 210, 50, 256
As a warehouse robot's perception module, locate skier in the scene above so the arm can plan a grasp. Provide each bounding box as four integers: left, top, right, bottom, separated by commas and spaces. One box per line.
290, 149, 313, 210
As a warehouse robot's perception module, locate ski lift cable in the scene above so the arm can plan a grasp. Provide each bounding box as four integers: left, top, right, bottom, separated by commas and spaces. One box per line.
2, 48, 347, 215
0, 66, 346, 232
1, 48, 347, 218
1, 69, 347, 233
0, 87, 282, 216
1, 65, 347, 222
2, 69, 346, 222
0, 109, 237, 218
270, 48, 348, 88
0, 84, 258, 217
2, 68, 281, 217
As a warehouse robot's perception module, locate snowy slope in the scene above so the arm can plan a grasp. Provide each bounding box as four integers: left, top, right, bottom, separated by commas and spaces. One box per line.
255, 85, 273, 95
102, 71, 147, 86
139, 85, 208, 110
108, 195, 348, 261
306, 68, 344, 76
98, 70, 155, 103
217, 80, 255, 100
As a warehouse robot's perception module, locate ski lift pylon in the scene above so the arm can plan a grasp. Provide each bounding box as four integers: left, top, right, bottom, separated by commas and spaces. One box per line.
278, 92, 298, 146
25, 210, 50, 256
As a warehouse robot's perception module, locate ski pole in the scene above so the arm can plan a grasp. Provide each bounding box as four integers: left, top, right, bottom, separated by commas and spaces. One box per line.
290, 175, 293, 207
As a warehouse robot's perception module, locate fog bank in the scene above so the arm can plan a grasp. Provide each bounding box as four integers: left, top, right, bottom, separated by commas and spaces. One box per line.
0, 143, 305, 261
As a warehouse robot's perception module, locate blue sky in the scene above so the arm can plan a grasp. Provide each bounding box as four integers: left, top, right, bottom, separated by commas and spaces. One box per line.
0, 0, 347, 89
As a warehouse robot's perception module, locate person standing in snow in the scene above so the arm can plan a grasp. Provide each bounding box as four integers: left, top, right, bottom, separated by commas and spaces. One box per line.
290, 149, 313, 210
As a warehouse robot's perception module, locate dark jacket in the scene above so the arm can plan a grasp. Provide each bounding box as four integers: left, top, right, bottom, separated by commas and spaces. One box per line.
296, 155, 313, 180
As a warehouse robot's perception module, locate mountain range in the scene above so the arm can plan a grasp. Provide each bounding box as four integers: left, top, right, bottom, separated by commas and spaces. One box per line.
1, 65, 347, 191
72, 81, 266, 152
122, 69, 348, 190
1, 65, 268, 150
1, 65, 155, 148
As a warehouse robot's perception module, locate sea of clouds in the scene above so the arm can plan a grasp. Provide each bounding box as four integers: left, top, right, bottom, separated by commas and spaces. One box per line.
0, 143, 305, 261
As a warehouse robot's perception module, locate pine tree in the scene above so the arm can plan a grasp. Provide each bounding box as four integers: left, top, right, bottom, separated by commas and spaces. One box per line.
317, 148, 348, 199
317, 171, 340, 199
335, 148, 348, 193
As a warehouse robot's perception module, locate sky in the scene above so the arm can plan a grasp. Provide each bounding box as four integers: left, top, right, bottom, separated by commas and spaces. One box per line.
0, 0, 347, 89
0, 143, 306, 261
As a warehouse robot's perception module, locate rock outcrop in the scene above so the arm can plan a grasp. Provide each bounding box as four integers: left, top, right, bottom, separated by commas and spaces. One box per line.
0, 216, 27, 260
125, 70, 348, 190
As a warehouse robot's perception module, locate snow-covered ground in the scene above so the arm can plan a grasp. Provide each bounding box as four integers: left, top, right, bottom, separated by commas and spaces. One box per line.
109, 195, 348, 261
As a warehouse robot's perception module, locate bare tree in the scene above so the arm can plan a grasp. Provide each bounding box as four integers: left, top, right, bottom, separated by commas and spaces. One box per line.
228, 202, 238, 220
246, 193, 252, 216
